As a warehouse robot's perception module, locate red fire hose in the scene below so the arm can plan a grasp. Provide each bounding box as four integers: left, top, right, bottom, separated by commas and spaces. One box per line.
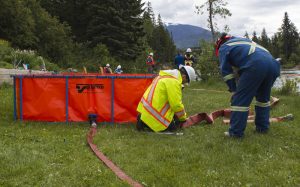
87, 125, 143, 187
182, 97, 293, 128
86, 97, 292, 187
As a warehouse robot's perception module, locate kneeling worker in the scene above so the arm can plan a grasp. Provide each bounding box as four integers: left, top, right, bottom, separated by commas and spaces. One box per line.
136, 65, 196, 132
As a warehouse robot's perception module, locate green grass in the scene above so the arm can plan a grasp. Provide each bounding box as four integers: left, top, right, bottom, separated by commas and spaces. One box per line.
0, 82, 299, 186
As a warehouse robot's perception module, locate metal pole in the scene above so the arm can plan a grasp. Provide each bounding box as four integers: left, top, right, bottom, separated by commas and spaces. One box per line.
13, 76, 17, 120
65, 76, 69, 123
19, 76, 23, 121
111, 77, 115, 124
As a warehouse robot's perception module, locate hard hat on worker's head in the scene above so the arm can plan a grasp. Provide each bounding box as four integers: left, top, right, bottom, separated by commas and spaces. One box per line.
149, 52, 153, 56
106, 64, 110, 67
215, 33, 232, 57
117, 65, 121, 69
179, 65, 196, 84
186, 48, 192, 53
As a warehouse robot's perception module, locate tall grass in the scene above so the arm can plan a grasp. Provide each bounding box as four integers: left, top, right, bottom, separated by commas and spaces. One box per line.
275, 79, 299, 95
0, 82, 299, 186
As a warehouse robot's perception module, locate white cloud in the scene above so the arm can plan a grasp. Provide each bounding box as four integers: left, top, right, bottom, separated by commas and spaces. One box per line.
143, 0, 300, 37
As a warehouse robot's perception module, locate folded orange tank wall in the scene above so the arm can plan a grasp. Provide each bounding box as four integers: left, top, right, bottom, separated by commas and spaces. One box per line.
14, 74, 154, 123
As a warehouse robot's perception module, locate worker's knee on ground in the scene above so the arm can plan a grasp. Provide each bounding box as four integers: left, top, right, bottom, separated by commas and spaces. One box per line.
165, 118, 182, 132
136, 114, 144, 131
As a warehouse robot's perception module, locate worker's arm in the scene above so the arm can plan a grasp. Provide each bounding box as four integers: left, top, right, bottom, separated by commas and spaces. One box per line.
165, 80, 187, 121
219, 49, 236, 92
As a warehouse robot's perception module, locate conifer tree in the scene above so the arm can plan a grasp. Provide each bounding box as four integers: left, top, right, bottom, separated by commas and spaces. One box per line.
244, 31, 249, 39
40, 0, 88, 42
143, 2, 155, 45
278, 12, 299, 60
87, 0, 145, 60
269, 34, 280, 58
150, 14, 176, 64
260, 28, 270, 50
252, 31, 259, 43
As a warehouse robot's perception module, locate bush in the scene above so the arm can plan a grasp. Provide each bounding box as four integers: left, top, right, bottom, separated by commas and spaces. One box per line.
277, 79, 299, 95
0, 39, 11, 47
73, 43, 117, 73
288, 53, 299, 67
194, 40, 221, 81
123, 49, 149, 73
0, 39, 60, 71
0, 61, 13, 69
0, 40, 14, 65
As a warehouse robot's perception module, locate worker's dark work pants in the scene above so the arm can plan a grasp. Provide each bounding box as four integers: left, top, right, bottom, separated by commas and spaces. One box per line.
136, 114, 181, 132
229, 59, 280, 137
147, 65, 155, 73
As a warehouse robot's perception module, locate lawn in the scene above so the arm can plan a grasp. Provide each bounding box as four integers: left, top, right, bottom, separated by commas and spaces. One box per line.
0, 81, 299, 186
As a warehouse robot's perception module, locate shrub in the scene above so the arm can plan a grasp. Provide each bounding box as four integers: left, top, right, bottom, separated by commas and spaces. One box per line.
0, 61, 13, 69
195, 40, 220, 81
288, 53, 299, 67
0, 39, 10, 47
195, 40, 221, 81
73, 43, 117, 73
277, 78, 299, 95
0, 40, 14, 65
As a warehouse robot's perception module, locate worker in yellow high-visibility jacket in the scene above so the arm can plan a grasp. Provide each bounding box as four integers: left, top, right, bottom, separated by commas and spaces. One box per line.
136, 65, 196, 132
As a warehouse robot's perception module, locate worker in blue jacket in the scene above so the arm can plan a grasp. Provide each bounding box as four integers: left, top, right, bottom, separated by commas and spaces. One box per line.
174, 52, 185, 69
215, 33, 280, 138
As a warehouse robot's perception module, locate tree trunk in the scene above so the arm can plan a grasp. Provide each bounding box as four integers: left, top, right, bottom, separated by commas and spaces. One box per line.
208, 1, 215, 42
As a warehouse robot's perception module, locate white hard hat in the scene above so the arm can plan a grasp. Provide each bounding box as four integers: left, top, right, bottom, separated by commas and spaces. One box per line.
117, 65, 121, 69
106, 64, 110, 67
149, 52, 153, 56
186, 48, 192, 53
181, 65, 196, 84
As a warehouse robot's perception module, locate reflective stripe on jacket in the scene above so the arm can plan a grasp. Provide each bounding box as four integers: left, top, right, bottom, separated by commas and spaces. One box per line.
184, 55, 194, 66
218, 37, 273, 92
137, 69, 187, 132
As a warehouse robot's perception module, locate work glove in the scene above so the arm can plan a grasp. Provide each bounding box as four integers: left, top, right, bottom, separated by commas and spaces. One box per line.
179, 120, 186, 128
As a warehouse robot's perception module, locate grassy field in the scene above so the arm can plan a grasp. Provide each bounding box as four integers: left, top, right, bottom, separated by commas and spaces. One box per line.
0, 81, 299, 186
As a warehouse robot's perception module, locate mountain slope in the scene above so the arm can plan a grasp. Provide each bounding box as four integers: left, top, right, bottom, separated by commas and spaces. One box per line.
166, 24, 212, 49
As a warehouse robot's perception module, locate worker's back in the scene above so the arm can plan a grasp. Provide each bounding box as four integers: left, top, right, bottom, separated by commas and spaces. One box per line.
137, 69, 186, 132
219, 37, 276, 71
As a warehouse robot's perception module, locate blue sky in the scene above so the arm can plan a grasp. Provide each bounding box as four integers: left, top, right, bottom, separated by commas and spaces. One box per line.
143, 0, 300, 37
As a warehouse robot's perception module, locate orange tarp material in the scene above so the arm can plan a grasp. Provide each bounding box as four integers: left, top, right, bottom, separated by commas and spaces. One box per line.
68, 78, 112, 122
114, 78, 153, 123
22, 78, 66, 121
14, 74, 154, 123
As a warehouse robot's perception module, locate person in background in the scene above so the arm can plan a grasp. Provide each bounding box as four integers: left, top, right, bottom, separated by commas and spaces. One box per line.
146, 52, 155, 73
114, 65, 123, 74
184, 48, 195, 66
215, 33, 280, 138
104, 64, 112, 74
136, 65, 197, 132
174, 52, 185, 69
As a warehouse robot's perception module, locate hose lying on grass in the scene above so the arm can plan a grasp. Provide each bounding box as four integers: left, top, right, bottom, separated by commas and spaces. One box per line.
86, 97, 293, 187
182, 97, 293, 128
86, 114, 143, 187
